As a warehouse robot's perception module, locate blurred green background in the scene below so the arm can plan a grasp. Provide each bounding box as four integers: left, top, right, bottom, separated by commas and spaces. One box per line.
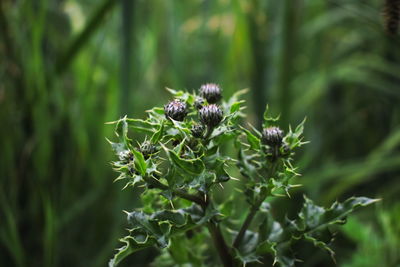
1, 0, 399, 266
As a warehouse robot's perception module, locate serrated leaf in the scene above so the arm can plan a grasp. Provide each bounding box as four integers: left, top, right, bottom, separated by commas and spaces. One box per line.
131, 149, 147, 176
214, 159, 231, 183
126, 118, 157, 134
237, 149, 258, 179
284, 118, 307, 150
263, 105, 280, 128
107, 138, 126, 154
230, 101, 243, 114
108, 234, 156, 267
255, 196, 378, 267
151, 121, 164, 143
297, 196, 379, 232
240, 126, 261, 150
183, 204, 218, 225
113, 117, 132, 147
303, 233, 335, 261
167, 148, 205, 176
152, 210, 187, 226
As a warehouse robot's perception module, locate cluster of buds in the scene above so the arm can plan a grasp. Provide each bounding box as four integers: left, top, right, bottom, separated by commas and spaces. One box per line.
164, 100, 188, 121
197, 83, 224, 131
163, 84, 224, 140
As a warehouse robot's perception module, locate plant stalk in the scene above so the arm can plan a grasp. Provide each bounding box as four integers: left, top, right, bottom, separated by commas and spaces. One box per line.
233, 162, 278, 249
203, 125, 214, 142
207, 222, 233, 267
232, 205, 259, 249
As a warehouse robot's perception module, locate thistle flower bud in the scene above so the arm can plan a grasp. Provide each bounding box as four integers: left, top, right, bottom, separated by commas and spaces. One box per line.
139, 141, 157, 159
194, 97, 205, 110
199, 104, 223, 128
191, 124, 204, 138
164, 100, 187, 121
262, 127, 284, 147
118, 150, 134, 164
200, 83, 222, 104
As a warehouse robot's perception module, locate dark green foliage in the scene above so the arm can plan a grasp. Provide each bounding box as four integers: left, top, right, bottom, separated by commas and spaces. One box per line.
1, 1, 399, 267
108, 88, 377, 266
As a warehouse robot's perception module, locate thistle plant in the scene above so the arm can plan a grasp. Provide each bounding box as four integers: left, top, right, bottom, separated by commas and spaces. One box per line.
107, 85, 378, 267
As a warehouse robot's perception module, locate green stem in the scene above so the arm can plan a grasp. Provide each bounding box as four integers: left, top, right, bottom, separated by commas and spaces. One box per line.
203, 125, 214, 141
232, 205, 259, 249
232, 162, 278, 249
207, 222, 233, 267
174, 189, 205, 207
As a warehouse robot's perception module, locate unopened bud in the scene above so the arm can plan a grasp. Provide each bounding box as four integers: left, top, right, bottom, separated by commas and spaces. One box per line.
164, 100, 188, 121
262, 127, 283, 147
191, 124, 204, 138
139, 141, 157, 159
199, 104, 223, 128
200, 83, 222, 104
118, 150, 134, 164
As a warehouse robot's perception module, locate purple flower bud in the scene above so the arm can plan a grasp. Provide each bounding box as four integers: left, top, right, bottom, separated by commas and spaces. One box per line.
200, 83, 222, 104
262, 127, 284, 147
164, 100, 188, 121
199, 104, 223, 128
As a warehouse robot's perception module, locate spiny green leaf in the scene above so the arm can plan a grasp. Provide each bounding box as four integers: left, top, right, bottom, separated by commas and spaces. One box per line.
151, 121, 164, 143
107, 138, 126, 154
165, 147, 205, 176
126, 118, 157, 134
263, 105, 280, 128
297, 196, 380, 232
240, 126, 261, 150
285, 118, 307, 150
229, 100, 246, 114
152, 210, 187, 226
108, 234, 156, 267
131, 149, 147, 176
214, 159, 231, 183
303, 233, 335, 261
